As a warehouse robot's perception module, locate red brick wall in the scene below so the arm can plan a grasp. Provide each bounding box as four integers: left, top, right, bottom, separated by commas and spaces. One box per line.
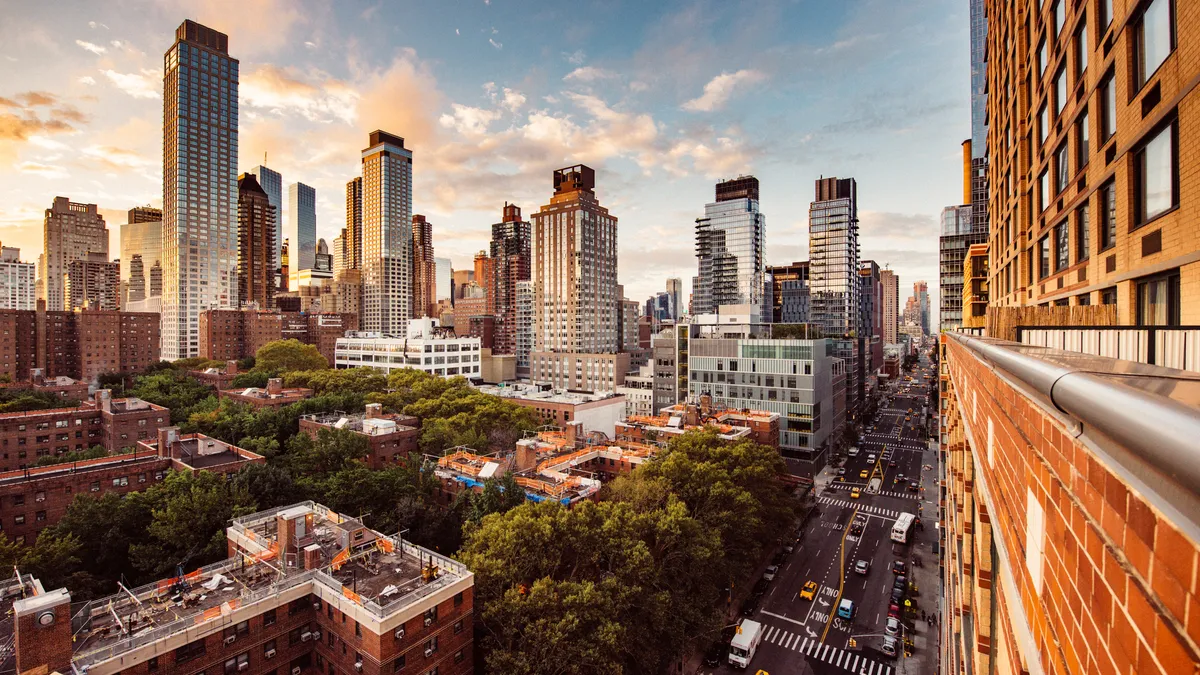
0, 310, 37, 382
942, 336, 1200, 674
103, 405, 170, 452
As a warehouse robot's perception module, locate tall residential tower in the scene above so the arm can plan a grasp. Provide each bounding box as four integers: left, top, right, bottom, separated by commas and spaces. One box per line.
411, 215, 435, 319
285, 181, 316, 288
236, 172, 276, 309
38, 197, 109, 311
161, 20, 239, 359
692, 176, 765, 316
360, 131, 412, 334
809, 177, 859, 337
245, 165, 282, 263
489, 202, 531, 354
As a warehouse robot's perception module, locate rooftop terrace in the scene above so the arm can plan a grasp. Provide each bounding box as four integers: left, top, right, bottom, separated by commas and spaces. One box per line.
301, 408, 418, 436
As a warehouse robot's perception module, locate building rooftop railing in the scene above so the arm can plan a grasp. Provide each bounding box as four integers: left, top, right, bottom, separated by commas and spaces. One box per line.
947, 330, 1200, 534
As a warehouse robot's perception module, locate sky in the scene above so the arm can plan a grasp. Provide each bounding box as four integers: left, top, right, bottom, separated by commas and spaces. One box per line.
0, 0, 971, 324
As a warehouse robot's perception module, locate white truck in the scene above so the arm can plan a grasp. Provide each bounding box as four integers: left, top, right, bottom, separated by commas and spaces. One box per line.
728, 619, 763, 668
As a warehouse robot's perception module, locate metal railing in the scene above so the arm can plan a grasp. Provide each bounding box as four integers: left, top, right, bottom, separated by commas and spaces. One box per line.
947, 330, 1200, 534
1016, 325, 1200, 374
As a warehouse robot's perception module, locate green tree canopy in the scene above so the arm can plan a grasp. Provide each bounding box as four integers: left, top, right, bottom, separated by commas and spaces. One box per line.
130, 370, 216, 423
253, 339, 328, 375
284, 367, 387, 395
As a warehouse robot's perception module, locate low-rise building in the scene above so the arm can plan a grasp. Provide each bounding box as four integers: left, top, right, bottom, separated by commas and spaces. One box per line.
220, 378, 313, 408
0, 306, 160, 384
0, 368, 89, 401
0, 390, 170, 472
192, 359, 240, 391
0, 426, 262, 544
299, 403, 420, 469
15, 500, 474, 675
199, 308, 358, 366
473, 382, 626, 439
335, 319, 482, 379
616, 398, 780, 449
615, 364, 654, 418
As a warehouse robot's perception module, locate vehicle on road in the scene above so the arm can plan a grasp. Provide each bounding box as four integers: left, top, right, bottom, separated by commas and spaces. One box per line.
752, 578, 769, 597
800, 580, 817, 600
881, 635, 899, 657
890, 587, 905, 603
893, 575, 907, 592
888, 602, 901, 618
728, 619, 763, 668
782, 542, 795, 554
867, 477, 882, 494
773, 551, 788, 566
867, 454, 876, 463
703, 641, 726, 667
891, 513, 916, 544
885, 616, 901, 636
889, 460, 898, 467
740, 596, 760, 617
837, 467, 847, 475
763, 565, 779, 582
851, 487, 861, 499
859, 470, 868, 479
848, 446, 859, 457
908, 481, 920, 492
892, 560, 908, 575
854, 559, 871, 575
836, 599, 856, 619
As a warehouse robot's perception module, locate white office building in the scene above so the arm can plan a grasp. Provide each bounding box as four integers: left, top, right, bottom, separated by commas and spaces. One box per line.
335, 318, 480, 378
0, 246, 35, 310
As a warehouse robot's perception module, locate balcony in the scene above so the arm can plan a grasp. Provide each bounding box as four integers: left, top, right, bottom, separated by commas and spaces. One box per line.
939, 330, 1200, 675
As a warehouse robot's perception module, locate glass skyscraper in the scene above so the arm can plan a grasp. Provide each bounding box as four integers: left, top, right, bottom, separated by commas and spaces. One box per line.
360, 131, 412, 334
161, 20, 238, 359
809, 177, 859, 337
939, 204, 979, 331
691, 176, 765, 316
969, 0, 990, 234
286, 181, 316, 285
246, 165, 282, 262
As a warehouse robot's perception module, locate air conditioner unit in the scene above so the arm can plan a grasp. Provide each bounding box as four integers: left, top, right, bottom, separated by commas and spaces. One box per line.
354, 663, 363, 672
300, 631, 312, 642
224, 635, 237, 645
424, 648, 434, 658
313, 601, 321, 609
238, 662, 249, 671
394, 628, 405, 639
34, 496, 44, 502
424, 616, 433, 626
292, 668, 302, 675
312, 630, 322, 640
265, 649, 277, 659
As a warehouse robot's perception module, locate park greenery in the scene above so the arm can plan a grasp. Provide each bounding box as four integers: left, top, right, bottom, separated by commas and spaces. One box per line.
1, 338, 799, 673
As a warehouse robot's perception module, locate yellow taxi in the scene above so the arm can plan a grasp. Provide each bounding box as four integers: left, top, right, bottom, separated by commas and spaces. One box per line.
859, 470, 869, 479
800, 580, 818, 601
850, 488, 861, 499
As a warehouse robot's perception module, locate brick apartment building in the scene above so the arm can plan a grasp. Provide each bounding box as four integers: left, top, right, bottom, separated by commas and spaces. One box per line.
10, 501, 474, 675
192, 360, 241, 391
0, 369, 89, 401
0, 306, 160, 383
200, 309, 358, 366
616, 400, 781, 450
299, 404, 420, 469
0, 425, 262, 544
220, 378, 314, 409
0, 390, 169, 473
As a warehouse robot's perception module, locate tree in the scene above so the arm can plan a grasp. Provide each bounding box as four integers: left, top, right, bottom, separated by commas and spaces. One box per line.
230, 371, 271, 389
130, 370, 215, 423
32, 444, 107, 467
280, 427, 370, 478
463, 472, 528, 526
232, 463, 303, 510
0, 388, 81, 413
284, 367, 387, 395
253, 339, 328, 375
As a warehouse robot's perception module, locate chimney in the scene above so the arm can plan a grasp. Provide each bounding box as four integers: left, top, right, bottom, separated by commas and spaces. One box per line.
96, 389, 113, 412
157, 427, 180, 459
564, 420, 582, 448
29, 367, 44, 384
699, 393, 713, 417
267, 378, 283, 395
226, 360, 238, 375
514, 439, 539, 472
303, 544, 321, 571
14, 588, 72, 675
365, 403, 382, 419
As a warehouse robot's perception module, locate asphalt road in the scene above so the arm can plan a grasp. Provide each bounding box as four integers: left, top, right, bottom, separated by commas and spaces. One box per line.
701, 358, 939, 675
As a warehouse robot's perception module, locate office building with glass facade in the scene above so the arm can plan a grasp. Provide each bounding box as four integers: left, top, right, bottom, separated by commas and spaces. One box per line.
809, 177, 859, 337
692, 176, 766, 317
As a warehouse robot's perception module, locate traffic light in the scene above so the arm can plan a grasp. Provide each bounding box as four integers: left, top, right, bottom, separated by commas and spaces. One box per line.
848, 638, 857, 648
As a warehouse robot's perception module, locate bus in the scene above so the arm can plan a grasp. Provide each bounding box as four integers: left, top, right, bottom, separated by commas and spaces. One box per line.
891, 513, 916, 543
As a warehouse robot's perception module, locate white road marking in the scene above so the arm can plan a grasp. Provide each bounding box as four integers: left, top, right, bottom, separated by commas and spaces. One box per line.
800, 637, 810, 653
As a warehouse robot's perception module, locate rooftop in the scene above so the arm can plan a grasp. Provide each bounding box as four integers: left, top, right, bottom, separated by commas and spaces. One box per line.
474, 383, 622, 404
221, 386, 313, 402
302, 409, 418, 436
138, 432, 262, 472
71, 501, 469, 670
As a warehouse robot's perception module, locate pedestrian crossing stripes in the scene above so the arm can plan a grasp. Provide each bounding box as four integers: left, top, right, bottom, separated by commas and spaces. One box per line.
760, 624, 894, 674
818, 497, 902, 518
826, 483, 919, 500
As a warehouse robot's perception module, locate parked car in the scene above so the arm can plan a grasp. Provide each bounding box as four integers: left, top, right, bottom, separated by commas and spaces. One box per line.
773, 551, 788, 566
752, 578, 769, 597
893, 575, 908, 592
703, 642, 726, 666
854, 559, 870, 575
885, 616, 902, 636
782, 542, 795, 554
881, 635, 899, 657
740, 597, 759, 616
888, 603, 901, 618
890, 586, 906, 603
892, 560, 907, 575
763, 565, 779, 582
908, 481, 920, 492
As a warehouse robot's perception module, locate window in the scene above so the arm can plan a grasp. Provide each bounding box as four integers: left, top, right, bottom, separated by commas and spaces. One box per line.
1078, 293, 1092, 305
454, 591, 464, 606
1055, 66, 1068, 115
176, 639, 207, 663
1099, 181, 1117, 250
1039, 236, 1051, 279
1100, 73, 1116, 141
14, 515, 23, 525
264, 640, 276, 656
12, 495, 23, 506
223, 653, 249, 675
1136, 270, 1180, 326
1101, 0, 1113, 28
1076, 108, 1090, 170
1038, 104, 1049, 145
454, 620, 464, 634
1055, 222, 1069, 271
393, 655, 406, 672
1075, 21, 1088, 77
356, 621, 362, 637
263, 608, 276, 625
1055, 142, 1069, 193
1076, 203, 1091, 262
148, 657, 159, 672
1038, 38, 1047, 75
425, 636, 438, 654
1133, 119, 1177, 226
1134, 0, 1175, 89
1053, 0, 1065, 35
289, 627, 303, 645
454, 650, 465, 664
1039, 170, 1050, 211
35, 511, 45, 522
1101, 287, 1118, 305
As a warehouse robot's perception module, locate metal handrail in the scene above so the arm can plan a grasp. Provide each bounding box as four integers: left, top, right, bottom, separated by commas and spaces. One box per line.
947, 331, 1200, 500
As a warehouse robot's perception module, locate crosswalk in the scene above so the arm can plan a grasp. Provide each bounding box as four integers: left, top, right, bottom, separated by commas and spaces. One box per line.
760, 624, 894, 674
818, 497, 904, 518
828, 483, 919, 501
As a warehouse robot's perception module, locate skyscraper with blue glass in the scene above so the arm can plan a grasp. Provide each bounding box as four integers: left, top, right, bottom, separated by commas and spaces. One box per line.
161, 20, 239, 359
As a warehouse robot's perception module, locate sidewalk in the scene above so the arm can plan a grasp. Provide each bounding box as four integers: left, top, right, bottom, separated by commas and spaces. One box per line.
896, 437, 942, 674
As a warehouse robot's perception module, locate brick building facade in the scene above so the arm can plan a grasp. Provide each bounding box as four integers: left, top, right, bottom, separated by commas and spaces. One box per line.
12, 501, 474, 675
299, 404, 420, 469
200, 309, 358, 365
0, 307, 159, 384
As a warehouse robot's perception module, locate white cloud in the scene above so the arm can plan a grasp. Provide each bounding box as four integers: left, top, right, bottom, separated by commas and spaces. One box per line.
16, 162, 69, 179
681, 69, 766, 112
240, 65, 359, 124
88, 21, 108, 30
102, 69, 160, 99
304, 41, 317, 50
456, 28, 460, 36
563, 50, 586, 65
75, 40, 107, 55
110, 40, 123, 49
438, 104, 501, 136
564, 66, 617, 82
629, 81, 649, 92
501, 88, 525, 113
489, 39, 502, 50
77, 76, 96, 86
482, 82, 496, 94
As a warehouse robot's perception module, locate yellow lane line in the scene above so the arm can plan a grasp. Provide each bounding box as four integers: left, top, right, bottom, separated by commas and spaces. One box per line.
820, 504, 860, 644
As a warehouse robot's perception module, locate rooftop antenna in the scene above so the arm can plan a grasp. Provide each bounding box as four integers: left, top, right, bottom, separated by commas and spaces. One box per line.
264, 151, 267, 165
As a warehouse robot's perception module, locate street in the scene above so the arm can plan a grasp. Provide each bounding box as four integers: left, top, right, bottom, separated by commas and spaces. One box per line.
703, 351, 940, 675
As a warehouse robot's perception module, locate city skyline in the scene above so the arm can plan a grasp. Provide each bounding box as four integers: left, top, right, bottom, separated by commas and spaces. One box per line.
0, 1, 967, 318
